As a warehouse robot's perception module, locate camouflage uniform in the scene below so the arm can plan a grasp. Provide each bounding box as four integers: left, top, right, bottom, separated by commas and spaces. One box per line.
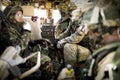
55, 18, 71, 38
1, 4, 53, 79
0, 4, 32, 80
56, 7, 93, 65
55, 12, 71, 38
0, 4, 31, 53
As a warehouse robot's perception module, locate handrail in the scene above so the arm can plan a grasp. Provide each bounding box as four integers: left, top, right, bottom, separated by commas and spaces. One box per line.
13, 51, 41, 80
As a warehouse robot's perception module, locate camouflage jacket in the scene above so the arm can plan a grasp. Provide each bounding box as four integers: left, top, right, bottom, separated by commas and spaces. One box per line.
56, 8, 96, 51
0, 21, 31, 53
55, 18, 71, 38
57, 19, 88, 44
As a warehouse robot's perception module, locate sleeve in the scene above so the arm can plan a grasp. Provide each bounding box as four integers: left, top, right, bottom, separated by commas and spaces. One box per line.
59, 22, 89, 44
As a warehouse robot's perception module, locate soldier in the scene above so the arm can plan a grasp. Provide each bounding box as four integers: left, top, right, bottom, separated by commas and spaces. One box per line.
0, 4, 31, 54
56, 0, 96, 66
0, 4, 53, 80
0, 4, 32, 80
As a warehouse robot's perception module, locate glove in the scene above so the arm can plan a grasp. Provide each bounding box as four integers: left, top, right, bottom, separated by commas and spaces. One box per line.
15, 45, 21, 54
57, 41, 62, 48
57, 40, 67, 48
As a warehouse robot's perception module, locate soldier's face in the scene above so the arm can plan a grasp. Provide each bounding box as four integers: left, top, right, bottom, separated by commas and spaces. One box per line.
15, 11, 23, 22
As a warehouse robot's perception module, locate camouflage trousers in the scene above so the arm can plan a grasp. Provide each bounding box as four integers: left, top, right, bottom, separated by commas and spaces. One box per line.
63, 43, 91, 65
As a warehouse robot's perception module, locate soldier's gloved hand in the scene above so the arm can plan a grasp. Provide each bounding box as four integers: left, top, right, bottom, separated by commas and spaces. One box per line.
57, 41, 62, 48
57, 40, 66, 48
